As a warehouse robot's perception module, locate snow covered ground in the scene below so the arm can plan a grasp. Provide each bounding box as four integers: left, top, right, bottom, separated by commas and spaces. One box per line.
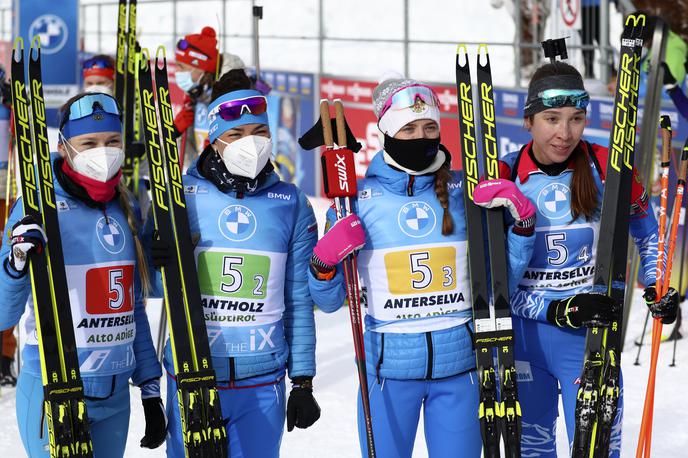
0, 197, 686, 457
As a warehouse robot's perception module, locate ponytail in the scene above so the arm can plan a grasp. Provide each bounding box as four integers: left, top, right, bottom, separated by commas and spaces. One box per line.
116, 183, 151, 297
434, 164, 454, 235
570, 145, 598, 221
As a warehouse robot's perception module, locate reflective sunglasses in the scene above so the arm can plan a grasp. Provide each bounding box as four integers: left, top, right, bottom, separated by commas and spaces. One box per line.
209, 95, 268, 121
64, 94, 121, 123
539, 89, 590, 110
381, 84, 439, 118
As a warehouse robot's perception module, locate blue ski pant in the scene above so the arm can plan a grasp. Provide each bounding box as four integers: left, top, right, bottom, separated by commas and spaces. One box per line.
165, 370, 286, 458
357, 370, 482, 458
15, 371, 130, 458
514, 317, 623, 457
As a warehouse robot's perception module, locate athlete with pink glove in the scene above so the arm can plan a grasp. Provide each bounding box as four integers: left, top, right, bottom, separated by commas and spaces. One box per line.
308, 76, 536, 458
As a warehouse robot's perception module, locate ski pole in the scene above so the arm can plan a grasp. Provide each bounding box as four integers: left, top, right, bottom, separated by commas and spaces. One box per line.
633, 309, 651, 366
669, 307, 681, 367
318, 99, 376, 457
637, 134, 688, 458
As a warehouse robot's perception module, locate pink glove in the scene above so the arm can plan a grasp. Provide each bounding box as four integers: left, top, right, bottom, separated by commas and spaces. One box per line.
313, 214, 366, 268
473, 178, 535, 223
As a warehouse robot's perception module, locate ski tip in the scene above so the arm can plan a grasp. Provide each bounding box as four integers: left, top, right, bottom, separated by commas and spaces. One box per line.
12, 37, 23, 59
456, 43, 467, 55
659, 115, 672, 131
155, 45, 166, 63
477, 44, 490, 67
139, 48, 150, 69
477, 43, 488, 54
29, 36, 41, 62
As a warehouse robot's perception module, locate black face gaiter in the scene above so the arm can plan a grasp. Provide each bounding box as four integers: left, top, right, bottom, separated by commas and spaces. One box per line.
383, 134, 441, 172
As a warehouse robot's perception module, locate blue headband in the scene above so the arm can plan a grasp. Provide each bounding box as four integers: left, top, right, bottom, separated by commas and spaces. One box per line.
61, 110, 122, 140
208, 89, 269, 143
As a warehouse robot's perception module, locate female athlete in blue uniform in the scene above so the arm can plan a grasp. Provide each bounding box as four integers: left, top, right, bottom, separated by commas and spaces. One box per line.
149, 69, 320, 457
476, 61, 679, 457
0, 92, 165, 456
308, 77, 536, 458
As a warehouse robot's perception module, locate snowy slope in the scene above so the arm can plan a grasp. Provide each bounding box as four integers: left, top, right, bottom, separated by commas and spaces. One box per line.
0, 197, 686, 457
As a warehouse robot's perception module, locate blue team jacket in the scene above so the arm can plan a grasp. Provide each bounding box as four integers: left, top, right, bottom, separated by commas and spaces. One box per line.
502, 141, 659, 322
309, 151, 535, 380
146, 155, 318, 382
0, 155, 161, 398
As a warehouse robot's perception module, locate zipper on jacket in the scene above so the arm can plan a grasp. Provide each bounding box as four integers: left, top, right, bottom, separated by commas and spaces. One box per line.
229, 356, 236, 388
376, 334, 385, 384
237, 191, 244, 199
407, 176, 415, 196
425, 332, 433, 380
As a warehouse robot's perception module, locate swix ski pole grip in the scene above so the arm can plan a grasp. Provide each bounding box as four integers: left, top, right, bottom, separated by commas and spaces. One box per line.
319, 99, 334, 147
322, 148, 357, 198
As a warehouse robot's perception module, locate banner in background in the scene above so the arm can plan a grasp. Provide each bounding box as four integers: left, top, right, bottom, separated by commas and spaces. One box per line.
15, 0, 80, 126
262, 70, 317, 196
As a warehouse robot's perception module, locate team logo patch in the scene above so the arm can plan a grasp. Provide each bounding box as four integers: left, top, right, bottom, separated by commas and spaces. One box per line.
195, 104, 208, 126
537, 183, 571, 220
29, 15, 68, 55
397, 201, 436, 238
218, 205, 257, 242
96, 217, 126, 254
57, 201, 70, 212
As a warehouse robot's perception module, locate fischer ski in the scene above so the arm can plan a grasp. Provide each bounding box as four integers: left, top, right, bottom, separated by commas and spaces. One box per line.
138, 47, 226, 457
572, 13, 646, 458
476, 44, 522, 457
456, 43, 521, 457
10, 37, 92, 457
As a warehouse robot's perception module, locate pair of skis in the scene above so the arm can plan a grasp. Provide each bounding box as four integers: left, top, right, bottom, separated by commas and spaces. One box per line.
10, 38, 92, 456
455, 44, 521, 457
635, 117, 688, 457
572, 13, 646, 458
317, 99, 376, 457
138, 48, 226, 457
115, 0, 142, 191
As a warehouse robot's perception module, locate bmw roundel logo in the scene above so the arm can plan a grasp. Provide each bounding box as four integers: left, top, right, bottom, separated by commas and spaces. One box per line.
96, 217, 126, 254
29, 15, 69, 55
537, 183, 571, 220
397, 201, 437, 238
196, 104, 208, 127
218, 205, 257, 242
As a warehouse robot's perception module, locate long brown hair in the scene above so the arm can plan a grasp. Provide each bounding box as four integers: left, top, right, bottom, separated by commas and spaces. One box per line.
527, 62, 597, 221
434, 163, 454, 235
117, 183, 151, 296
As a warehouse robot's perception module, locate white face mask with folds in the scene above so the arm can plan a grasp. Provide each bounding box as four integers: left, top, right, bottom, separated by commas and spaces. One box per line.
62, 135, 124, 182
216, 135, 273, 179
84, 84, 113, 96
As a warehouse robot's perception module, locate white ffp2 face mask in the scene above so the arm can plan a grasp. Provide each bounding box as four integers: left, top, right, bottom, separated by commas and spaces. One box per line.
217, 135, 272, 179
176, 71, 198, 93
64, 137, 124, 182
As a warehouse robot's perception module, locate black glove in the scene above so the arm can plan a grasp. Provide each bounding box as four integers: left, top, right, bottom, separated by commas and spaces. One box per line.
286, 377, 321, 432
546, 293, 621, 329
140, 397, 167, 449
151, 234, 171, 270
8, 215, 47, 273
298, 117, 362, 152
643, 286, 679, 325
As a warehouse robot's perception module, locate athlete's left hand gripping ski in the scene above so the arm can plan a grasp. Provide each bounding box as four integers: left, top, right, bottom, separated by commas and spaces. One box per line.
10, 37, 93, 457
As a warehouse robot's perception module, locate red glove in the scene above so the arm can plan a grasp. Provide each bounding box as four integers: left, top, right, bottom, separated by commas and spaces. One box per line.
174, 96, 195, 135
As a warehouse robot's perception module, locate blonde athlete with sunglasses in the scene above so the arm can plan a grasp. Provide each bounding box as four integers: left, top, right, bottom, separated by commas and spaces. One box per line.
0, 92, 164, 456
146, 69, 320, 457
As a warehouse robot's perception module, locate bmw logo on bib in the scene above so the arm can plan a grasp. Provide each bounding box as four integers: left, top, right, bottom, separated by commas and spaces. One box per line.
537, 183, 571, 220
29, 15, 68, 55
96, 217, 126, 254
219, 205, 257, 242
398, 201, 436, 238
